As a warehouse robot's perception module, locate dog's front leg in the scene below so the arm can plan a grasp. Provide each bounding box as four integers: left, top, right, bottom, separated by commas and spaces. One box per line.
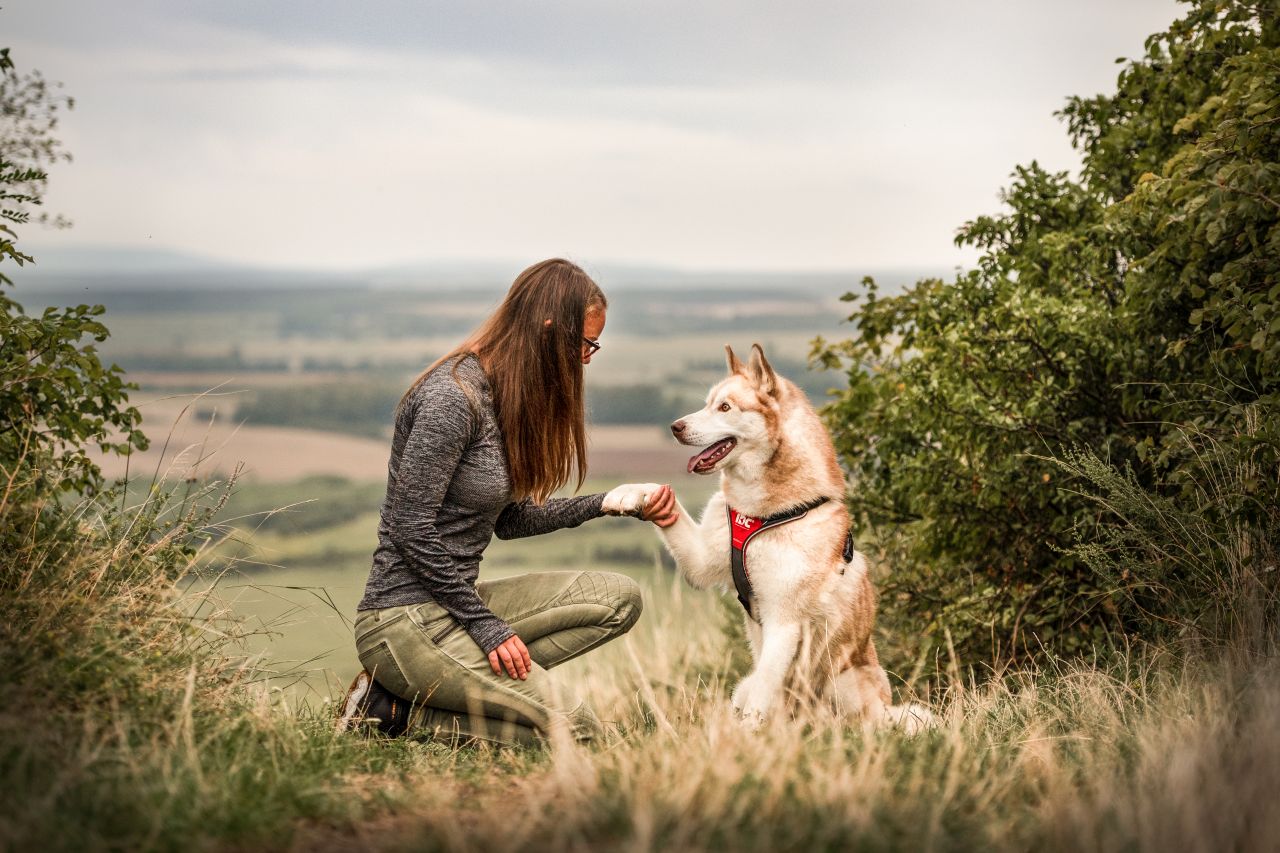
731, 620, 801, 730
655, 498, 727, 590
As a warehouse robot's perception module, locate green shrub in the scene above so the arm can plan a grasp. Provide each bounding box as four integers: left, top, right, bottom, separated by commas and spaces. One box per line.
816, 0, 1280, 667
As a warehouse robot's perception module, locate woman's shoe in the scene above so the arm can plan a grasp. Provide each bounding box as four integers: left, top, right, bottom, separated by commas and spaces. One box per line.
334, 668, 412, 736
335, 669, 373, 733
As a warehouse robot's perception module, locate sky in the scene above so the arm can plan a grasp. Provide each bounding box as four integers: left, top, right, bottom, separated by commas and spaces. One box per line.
7, 0, 1183, 274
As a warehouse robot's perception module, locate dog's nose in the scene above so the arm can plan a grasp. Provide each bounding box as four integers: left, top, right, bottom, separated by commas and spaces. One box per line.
670, 420, 686, 436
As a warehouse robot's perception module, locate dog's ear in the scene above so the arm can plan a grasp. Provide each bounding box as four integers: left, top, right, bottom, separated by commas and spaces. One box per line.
725, 345, 746, 375
748, 343, 777, 396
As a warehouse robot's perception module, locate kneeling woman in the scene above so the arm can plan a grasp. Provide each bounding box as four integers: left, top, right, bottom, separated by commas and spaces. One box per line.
338, 258, 676, 747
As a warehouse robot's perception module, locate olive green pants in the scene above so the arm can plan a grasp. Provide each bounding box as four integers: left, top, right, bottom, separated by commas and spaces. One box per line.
354, 570, 642, 747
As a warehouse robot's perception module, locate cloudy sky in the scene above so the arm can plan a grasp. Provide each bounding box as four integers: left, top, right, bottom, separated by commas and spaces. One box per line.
9, 0, 1181, 273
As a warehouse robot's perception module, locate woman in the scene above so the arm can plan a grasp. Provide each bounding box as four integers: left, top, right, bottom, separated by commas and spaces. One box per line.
336, 258, 678, 747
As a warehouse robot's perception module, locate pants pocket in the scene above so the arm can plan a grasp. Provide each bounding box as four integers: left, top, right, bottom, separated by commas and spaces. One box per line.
358, 639, 414, 701
354, 609, 409, 646
408, 601, 457, 645
427, 616, 462, 645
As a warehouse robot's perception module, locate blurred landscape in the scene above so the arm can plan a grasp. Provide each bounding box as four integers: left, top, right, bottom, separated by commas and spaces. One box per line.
20, 255, 945, 444
18, 257, 935, 696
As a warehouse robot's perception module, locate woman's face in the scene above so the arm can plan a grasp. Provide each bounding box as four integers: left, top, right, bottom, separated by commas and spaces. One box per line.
582, 307, 606, 365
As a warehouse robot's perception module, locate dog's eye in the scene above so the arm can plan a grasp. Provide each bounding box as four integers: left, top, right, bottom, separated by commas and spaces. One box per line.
718, 402, 731, 412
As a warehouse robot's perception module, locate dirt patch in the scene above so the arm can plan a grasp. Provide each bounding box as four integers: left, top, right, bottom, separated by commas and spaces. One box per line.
92, 415, 392, 484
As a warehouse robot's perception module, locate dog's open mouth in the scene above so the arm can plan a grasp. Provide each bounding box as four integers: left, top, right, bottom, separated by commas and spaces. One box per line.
688, 438, 737, 475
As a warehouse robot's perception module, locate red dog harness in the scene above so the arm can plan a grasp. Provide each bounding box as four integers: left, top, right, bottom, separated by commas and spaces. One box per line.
727, 496, 854, 622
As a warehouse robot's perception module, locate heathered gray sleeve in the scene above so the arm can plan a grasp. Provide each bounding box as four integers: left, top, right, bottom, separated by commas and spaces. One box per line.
387, 376, 515, 654
494, 493, 607, 540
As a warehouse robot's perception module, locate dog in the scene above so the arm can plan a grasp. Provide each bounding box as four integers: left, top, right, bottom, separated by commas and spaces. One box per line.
619, 344, 931, 732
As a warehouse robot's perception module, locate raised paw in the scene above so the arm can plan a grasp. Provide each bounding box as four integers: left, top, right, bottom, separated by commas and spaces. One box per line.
602, 483, 660, 517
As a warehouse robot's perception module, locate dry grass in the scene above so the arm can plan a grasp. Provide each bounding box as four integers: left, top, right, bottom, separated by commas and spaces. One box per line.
5, 440, 1278, 851
293, 571, 1280, 853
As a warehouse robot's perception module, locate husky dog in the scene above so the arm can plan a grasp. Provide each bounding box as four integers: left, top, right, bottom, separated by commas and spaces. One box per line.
625, 344, 930, 731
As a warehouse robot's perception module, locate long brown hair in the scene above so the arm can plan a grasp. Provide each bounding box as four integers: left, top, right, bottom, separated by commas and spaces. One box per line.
398, 258, 606, 504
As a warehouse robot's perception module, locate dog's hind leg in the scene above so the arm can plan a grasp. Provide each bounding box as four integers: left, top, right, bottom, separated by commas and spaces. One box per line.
828, 652, 935, 734
883, 702, 935, 734
829, 662, 890, 722
826, 639, 892, 724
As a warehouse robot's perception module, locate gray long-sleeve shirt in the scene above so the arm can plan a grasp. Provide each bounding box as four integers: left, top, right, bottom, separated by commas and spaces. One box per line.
357, 353, 606, 653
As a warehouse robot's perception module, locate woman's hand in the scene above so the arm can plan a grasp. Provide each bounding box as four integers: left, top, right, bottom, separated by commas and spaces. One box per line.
488, 634, 532, 680
603, 482, 680, 527
640, 483, 679, 528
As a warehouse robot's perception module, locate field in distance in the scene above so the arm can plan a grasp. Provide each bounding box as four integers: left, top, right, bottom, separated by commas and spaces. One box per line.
92, 391, 697, 484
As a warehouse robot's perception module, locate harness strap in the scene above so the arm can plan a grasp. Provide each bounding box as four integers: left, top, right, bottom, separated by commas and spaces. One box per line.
728, 496, 852, 622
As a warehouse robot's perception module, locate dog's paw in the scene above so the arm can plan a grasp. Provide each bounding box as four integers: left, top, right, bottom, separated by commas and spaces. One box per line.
730, 675, 752, 714
731, 674, 775, 728
737, 706, 766, 732
885, 702, 935, 735
602, 483, 660, 517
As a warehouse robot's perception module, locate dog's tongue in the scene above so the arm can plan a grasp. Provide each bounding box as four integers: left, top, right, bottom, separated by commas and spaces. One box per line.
687, 438, 736, 474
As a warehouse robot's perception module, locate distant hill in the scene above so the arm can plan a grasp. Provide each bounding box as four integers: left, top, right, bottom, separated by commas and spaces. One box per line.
13, 243, 953, 298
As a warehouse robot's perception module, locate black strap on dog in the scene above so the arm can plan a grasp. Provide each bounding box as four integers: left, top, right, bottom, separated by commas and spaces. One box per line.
727, 496, 854, 622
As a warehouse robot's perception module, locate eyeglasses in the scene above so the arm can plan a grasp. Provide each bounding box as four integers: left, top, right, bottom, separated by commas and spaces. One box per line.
582, 336, 601, 357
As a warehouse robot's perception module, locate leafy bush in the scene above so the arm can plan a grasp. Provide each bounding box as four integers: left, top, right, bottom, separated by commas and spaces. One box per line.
0, 44, 145, 507
816, 0, 1280, 666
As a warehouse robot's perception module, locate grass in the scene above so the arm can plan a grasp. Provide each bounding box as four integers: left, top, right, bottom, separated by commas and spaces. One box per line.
334, 647, 1280, 853
5, 469, 1279, 851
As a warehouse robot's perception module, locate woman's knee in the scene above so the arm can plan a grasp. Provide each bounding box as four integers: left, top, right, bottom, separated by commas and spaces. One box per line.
619, 575, 643, 632
588, 570, 642, 633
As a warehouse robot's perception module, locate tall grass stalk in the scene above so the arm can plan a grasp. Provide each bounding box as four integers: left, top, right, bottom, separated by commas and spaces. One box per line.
1049, 407, 1280, 655
0, 452, 428, 850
